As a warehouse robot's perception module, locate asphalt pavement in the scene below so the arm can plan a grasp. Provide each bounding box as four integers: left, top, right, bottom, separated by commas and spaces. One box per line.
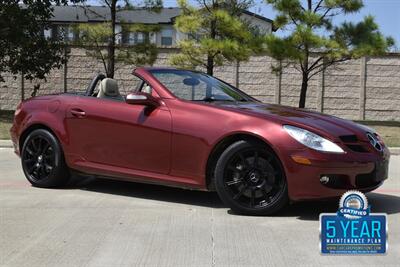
0, 147, 399, 267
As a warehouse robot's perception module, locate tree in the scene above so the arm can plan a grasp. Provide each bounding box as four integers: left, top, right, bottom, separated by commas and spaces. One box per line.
76, 0, 162, 78
171, 0, 265, 76
265, 0, 394, 108
0, 0, 82, 82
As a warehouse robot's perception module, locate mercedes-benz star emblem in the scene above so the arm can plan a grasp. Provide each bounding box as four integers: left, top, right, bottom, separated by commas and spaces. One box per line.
366, 133, 382, 151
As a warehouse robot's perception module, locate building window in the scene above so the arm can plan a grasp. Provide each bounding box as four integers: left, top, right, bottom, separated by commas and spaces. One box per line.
115, 25, 122, 44
44, 28, 52, 39
188, 32, 202, 41
137, 32, 144, 44
127, 32, 136, 44
125, 32, 147, 45
58, 25, 75, 42
149, 32, 156, 44
161, 29, 173, 46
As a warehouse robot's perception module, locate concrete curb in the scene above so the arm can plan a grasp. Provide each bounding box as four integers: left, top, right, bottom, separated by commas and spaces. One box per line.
390, 147, 400, 155
0, 139, 399, 155
0, 140, 12, 148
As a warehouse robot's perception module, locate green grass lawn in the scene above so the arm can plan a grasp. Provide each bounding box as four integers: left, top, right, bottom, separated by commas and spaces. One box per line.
0, 111, 13, 140
366, 125, 400, 147
0, 111, 399, 146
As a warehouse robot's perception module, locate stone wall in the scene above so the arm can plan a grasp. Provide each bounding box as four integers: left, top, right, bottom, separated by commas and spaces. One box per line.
1, 47, 399, 121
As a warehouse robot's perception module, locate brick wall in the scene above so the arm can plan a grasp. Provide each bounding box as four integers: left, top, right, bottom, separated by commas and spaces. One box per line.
1, 47, 399, 121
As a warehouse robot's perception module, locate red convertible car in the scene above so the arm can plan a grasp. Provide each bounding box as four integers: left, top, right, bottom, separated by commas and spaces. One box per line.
10, 67, 390, 215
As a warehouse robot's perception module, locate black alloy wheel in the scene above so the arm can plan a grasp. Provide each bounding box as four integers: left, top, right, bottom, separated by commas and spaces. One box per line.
215, 140, 288, 215
21, 129, 70, 187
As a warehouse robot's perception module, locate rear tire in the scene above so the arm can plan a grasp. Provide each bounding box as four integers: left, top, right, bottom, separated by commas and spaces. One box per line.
21, 129, 70, 187
214, 140, 288, 215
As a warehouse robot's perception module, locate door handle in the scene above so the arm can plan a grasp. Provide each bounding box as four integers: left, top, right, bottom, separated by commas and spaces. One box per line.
70, 108, 86, 118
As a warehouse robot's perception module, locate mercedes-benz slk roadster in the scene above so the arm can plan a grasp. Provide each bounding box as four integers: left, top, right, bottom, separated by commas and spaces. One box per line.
10, 68, 390, 215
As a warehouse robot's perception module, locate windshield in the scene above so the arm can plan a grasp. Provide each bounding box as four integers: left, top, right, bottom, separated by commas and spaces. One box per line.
149, 69, 253, 102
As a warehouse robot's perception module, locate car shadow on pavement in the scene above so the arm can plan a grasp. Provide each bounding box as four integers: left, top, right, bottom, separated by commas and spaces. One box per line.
75, 177, 225, 208
72, 177, 400, 220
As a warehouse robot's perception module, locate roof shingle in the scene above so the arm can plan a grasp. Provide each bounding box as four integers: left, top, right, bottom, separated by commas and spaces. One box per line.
49, 6, 181, 24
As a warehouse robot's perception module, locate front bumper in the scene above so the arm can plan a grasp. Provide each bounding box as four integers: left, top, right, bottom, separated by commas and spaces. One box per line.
10, 122, 20, 156
284, 146, 390, 201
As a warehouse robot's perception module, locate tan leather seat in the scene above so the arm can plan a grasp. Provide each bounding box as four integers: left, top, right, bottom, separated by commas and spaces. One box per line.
142, 84, 152, 94
97, 78, 124, 101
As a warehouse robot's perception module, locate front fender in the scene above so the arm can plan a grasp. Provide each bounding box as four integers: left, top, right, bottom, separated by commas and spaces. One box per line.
15, 103, 70, 156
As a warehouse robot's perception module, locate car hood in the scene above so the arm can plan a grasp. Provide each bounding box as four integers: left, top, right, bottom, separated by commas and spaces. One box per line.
213, 101, 372, 141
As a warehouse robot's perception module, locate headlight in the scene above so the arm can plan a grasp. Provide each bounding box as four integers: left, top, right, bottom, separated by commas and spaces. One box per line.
283, 125, 345, 153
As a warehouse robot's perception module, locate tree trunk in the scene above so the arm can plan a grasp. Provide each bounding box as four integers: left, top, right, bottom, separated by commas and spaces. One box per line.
206, 8, 217, 76
299, 72, 308, 108
206, 56, 214, 76
107, 0, 116, 78
299, 45, 309, 109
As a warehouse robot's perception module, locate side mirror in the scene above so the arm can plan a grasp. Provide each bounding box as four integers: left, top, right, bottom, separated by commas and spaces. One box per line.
126, 92, 159, 108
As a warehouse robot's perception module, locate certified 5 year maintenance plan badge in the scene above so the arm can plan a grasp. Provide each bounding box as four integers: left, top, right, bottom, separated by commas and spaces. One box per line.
320, 191, 387, 254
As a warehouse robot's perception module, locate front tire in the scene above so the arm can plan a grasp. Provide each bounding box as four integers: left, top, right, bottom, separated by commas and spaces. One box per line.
214, 140, 288, 215
21, 129, 70, 187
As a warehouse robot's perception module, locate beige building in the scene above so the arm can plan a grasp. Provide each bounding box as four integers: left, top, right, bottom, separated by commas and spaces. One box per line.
45, 6, 273, 47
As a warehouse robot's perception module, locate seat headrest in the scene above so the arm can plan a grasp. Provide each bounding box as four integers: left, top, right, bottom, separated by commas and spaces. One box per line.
99, 78, 119, 97
142, 85, 152, 94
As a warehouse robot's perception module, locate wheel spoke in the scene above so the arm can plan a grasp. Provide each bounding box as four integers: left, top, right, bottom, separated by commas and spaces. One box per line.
42, 143, 50, 154
31, 138, 39, 152
38, 138, 44, 153
227, 165, 240, 173
24, 158, 35, 164
26, 147, 34, 156
238, 153, 249, 169
41, 165, 47, 177
30, 139, 36, 151
261, 167, 279, 181
27, 164, 35, 174
233, 186, 247, 200
44, 164, 53, 173
226, 179, 243, 186
261, 186, 269, 199
253, 151, 258, 168
250, 188, 256, 207
36, 165, 42, 177
264, 181, 278, 192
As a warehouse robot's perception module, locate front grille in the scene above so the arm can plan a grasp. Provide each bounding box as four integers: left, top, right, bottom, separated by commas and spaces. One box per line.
339, 135, 358, 143
339, 135, 368, 153
346, 144, 368, 153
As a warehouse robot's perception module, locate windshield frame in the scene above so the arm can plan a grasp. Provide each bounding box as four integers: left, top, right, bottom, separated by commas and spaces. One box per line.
148, 69, 259, 103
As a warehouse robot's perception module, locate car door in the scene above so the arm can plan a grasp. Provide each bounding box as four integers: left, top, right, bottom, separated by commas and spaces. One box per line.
65, 90, 172, 175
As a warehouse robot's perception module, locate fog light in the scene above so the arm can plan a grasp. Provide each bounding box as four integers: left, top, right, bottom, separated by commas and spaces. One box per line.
320, 176, 330, 184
